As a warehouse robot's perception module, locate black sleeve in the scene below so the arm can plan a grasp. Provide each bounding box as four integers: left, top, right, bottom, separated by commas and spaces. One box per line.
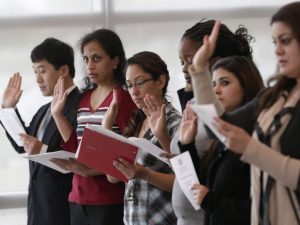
177, 88, 194, 112
222, 97, 259, 134
201, 190, 251, 224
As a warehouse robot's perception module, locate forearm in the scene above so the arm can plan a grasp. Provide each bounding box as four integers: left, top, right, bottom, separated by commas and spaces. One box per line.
241, 138, 300, 190
156, 132, 172, 152
145, 168, 175, 192
52, 113, 73, 142
190, 66, 224, 115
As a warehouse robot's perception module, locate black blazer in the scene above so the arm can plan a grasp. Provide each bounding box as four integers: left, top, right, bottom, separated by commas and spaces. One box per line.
4, 87, 81, 225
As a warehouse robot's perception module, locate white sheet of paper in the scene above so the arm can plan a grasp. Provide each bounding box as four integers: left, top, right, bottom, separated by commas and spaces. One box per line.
128, 137, 171, 166
0, 108, 26, 146
170, 151, 200, 210
22, 150, 75, 174
191, 104, 226, 144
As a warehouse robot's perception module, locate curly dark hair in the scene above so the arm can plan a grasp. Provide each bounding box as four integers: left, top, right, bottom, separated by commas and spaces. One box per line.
182, 19, 254, 59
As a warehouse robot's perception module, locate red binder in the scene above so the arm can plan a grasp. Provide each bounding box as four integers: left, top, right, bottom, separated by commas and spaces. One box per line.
77, 127, 139, 182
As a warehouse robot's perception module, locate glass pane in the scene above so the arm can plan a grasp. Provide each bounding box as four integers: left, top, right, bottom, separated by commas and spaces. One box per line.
113, 0, 294, 12
0, 0, 102, 17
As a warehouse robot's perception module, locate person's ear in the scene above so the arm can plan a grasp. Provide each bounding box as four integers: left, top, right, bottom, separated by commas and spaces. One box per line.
112, 56, 120, 70
157, 75, 166, 92
58, 65, 69, 78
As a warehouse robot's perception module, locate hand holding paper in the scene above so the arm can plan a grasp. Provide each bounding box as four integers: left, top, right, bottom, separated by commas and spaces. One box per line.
191, 104, 226, 144
22, 150, 75, 174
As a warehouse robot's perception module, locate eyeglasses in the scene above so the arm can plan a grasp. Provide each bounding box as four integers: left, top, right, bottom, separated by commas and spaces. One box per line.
123, 78, 154, 91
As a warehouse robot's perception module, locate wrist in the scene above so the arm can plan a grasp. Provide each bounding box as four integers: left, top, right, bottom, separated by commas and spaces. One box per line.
138, 166, 149, 182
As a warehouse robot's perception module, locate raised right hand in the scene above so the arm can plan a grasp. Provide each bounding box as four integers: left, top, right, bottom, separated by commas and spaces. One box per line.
51, 77, 67, 117
179, 103, 198, 145
2, 73, 23, 108
188, 20, 221, 75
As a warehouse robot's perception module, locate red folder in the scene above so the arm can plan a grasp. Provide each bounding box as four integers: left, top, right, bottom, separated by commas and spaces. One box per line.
77, 127, 139, 182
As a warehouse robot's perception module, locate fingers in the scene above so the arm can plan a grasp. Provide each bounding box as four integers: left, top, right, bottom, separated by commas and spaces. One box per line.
12, 73, 21, 88
110, 89, 119, 113
186, 103, 196, 120
144, 94, 160, 113
209, 20, 221, 48
58, 77, 65, 98
160, 104, 166, 117
7, 73, 21, 89
113, 158, 135, 179
50, 158, 70, 170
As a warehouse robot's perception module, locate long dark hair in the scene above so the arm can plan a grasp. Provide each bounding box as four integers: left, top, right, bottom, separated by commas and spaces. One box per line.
123, 51, 169, 137
212, 56, 264, 106
79, 29, 126, 90
257, 2, 300, 113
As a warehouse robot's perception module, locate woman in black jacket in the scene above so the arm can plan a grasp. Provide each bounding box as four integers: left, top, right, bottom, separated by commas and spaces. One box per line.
178, 55, 264, 225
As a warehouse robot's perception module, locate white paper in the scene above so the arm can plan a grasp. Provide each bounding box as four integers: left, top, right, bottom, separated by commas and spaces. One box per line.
191, 104, 226, 144
170, 151, 201, 210
0, 108, 26, 146
129, 137, 171, 166
22, 150, 75, 174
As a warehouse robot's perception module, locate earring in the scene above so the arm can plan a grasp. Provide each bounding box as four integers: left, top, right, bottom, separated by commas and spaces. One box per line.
114, 65, 117, 69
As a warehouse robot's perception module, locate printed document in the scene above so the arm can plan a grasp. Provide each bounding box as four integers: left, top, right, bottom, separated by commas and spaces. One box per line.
170, 151, 201, 210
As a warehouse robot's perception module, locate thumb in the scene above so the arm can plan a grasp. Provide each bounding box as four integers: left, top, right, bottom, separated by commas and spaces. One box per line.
161, 104, 166, 117
112, 89, 118, 104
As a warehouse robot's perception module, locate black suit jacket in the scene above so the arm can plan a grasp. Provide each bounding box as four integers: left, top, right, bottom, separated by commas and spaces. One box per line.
4, 87, 81, 225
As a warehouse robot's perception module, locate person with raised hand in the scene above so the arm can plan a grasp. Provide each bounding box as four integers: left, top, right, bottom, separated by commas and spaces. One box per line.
51, 29, 136, 225
179, 54, 264, 225
177, 19, 254, 112
1, 38, 80, 225
106, 51, 181, 225
172, 19, 257, 225
190, 3, 300, 224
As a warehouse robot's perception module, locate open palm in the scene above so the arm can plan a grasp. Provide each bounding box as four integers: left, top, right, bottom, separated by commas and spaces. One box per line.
51, 77, 67, 116
2, 73, 23, 108
102, 89, 119, 130
179, 103, 198, 145
142, 94, 166, 138
189, 20, 221, 74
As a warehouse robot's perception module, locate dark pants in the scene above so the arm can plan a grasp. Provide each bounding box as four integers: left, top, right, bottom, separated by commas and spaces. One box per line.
69, 202, 124, 225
